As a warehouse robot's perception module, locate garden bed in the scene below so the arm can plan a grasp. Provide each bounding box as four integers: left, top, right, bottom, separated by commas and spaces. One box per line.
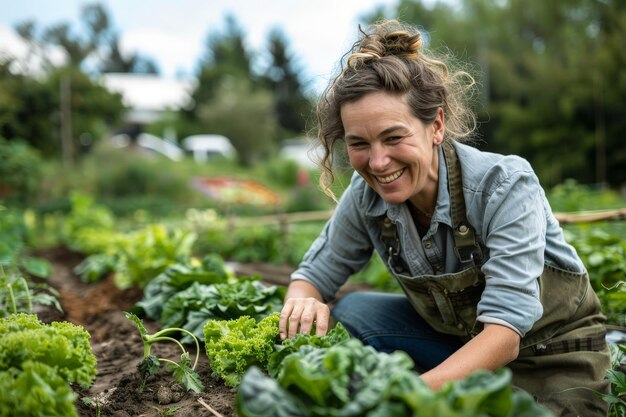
39, 247, 238, 417
37, 247, 379, 416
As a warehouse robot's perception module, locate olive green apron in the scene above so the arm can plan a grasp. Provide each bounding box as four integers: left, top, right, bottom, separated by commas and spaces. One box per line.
379, 141, 610, 417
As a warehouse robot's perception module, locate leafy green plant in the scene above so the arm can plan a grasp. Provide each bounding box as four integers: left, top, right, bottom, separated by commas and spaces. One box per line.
0, 360, 80, 417
604, 366, 626, 416
0, 313, 97, 416
0, 138, 43, 205
548, 179, 624, 212
0, 207, 60, 317
124, 312, 204, 393
566, 228, 626, 324
134, 254, 231, 321
0, 313, 97, 389
162, 276, 285, 343
114, 224, 197, 289
266, 322, 351, 378
0, 207, 52, 278
74, 222, 197, 288
61, 192, 121, 255
0, 267, 59, 318
237, 338, 554, 417
203, 313, 281, 387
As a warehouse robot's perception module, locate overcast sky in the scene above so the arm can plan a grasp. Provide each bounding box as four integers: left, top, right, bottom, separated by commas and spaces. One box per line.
0, 0, 401, 93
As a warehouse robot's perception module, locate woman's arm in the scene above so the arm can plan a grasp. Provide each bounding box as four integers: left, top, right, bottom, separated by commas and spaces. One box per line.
420, 323, 521, 391
279, 279, 331, 340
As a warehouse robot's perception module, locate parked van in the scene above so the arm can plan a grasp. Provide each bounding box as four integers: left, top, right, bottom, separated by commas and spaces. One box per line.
182, 134, 237, 162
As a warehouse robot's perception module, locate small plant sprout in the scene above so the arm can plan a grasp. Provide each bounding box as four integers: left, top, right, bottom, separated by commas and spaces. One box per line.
123, 312, 204, 393
0, 267, 32, 315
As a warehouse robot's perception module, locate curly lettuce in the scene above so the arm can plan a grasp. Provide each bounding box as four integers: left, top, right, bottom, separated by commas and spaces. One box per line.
0, 361, 79, 417
204, 312, 280, 387
0, 313, 97, 388
164, 277, 285, 343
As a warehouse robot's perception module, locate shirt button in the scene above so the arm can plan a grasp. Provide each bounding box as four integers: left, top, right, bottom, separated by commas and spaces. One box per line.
456, 323, 464, 330
424, 242, 433, 249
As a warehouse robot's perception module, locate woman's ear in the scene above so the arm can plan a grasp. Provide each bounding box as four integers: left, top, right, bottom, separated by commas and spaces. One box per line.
432, 108, 445, 145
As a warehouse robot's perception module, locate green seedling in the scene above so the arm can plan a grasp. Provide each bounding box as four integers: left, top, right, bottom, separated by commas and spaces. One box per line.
124, 312, 204, 393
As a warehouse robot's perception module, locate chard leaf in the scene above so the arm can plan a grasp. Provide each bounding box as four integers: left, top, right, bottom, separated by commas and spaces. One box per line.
443, 368, 512, 415
236, 366, 309, 417
167, 352, 204, 393
507, 389, 556, 417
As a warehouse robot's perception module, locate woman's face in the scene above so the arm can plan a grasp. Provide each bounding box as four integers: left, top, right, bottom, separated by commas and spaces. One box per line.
340, 91, 444, 206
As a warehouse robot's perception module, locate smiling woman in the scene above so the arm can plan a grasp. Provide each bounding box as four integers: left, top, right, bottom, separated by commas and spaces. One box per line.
278, 19, 611, 417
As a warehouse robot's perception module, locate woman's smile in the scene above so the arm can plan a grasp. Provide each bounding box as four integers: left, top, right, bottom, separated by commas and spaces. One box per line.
375, 168, 405, 184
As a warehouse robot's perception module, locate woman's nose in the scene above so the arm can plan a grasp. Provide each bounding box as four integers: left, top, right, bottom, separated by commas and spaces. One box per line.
369, 144, 390, 171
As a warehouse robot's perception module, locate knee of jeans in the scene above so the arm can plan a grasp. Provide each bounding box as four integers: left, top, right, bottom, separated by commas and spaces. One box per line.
332, 292, 361, 318
331, 292, 373, 324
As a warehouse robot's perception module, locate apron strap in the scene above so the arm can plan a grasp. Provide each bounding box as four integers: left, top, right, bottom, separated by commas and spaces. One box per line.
441, 141, 483, 265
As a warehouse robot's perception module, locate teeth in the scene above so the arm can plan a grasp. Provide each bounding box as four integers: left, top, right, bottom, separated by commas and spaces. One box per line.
377, 169, 404, 184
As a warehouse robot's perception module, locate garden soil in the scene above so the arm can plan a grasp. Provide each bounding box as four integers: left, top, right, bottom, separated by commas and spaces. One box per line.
36, 247, 372, 417
36, 247, 245, 417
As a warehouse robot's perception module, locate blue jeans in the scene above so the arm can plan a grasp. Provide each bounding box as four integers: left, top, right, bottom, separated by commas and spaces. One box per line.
331, 291, 464, 372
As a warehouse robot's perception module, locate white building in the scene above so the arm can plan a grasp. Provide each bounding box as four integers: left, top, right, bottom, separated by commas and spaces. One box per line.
100, 73, 196, 125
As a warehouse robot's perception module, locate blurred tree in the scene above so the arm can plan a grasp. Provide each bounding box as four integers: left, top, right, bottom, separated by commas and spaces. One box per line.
100, 33, 160, 74
196, 78, 277, 166
192, 15, 254, 107
261, 28, 313, 138
0, 61, 56, 154
14, 2, 159, 75
3, 2, 148, 161
47, 67, 126, 155
0, 62, 124, 159
381, 0, 626, 189
189, 15, 279, 164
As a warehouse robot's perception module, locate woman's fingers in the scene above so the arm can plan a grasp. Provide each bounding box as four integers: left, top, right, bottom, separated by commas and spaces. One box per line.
279, 298, 330, 339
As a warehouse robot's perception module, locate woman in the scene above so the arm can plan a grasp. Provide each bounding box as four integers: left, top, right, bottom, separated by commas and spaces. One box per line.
278, 19, 610, 416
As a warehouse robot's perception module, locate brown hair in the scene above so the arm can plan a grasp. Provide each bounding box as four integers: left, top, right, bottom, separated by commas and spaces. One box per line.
315, 20, 477, 200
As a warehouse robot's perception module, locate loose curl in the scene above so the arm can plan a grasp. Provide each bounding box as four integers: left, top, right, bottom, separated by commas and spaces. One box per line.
314, 20, 478, 201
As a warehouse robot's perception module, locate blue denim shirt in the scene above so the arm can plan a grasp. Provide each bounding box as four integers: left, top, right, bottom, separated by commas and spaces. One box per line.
291, 141, 585, 336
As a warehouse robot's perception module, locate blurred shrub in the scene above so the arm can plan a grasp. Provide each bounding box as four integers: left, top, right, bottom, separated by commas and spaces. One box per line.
0, 138, 43, 206
265, 158, 300, 187
548, 179, 624, 212
566, 227, 626, 325
285, 184, 328, 213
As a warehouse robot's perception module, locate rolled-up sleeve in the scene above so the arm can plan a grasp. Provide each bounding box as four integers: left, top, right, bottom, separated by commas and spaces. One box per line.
476, 162, 546, 336
291, 184, 374, 302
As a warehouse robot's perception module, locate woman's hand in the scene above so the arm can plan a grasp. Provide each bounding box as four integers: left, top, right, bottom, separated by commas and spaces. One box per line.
279, 280, 330, 339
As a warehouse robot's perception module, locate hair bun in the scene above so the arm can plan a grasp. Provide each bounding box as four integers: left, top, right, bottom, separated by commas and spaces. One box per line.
381, 30, 422, 60
347, 22, 423, 68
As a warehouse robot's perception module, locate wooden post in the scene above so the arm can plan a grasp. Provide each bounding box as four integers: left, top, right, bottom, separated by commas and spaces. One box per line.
60, 75, 74, 168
